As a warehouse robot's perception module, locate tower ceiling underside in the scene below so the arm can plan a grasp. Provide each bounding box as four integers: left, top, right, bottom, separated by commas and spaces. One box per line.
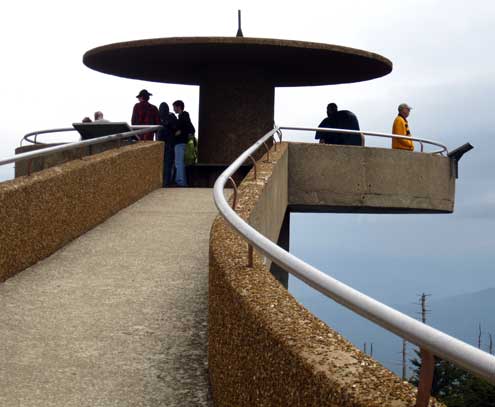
83, 37, 392, 86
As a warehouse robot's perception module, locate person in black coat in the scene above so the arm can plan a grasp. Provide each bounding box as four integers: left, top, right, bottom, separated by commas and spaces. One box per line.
315, 103, 363, 146
158, 102, 178, 187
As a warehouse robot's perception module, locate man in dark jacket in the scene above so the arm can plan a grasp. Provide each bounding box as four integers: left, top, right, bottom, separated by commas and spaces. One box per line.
315, 103, 363, 146
158, 102, 178, 187
131, 89, 160, 141
172, 100, 195, 187
315, 103, 339, 144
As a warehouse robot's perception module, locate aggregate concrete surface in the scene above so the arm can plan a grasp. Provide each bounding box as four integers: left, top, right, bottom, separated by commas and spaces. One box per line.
0, 188, 216, 407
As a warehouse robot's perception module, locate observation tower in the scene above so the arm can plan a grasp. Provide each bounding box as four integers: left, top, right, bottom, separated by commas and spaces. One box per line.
83, 28, 392, 165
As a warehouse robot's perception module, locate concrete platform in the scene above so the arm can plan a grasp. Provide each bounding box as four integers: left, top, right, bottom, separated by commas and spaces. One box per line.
0, 188, 216, 407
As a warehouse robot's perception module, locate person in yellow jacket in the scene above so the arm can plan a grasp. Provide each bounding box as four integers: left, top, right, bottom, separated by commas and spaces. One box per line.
392, 103, 414, 151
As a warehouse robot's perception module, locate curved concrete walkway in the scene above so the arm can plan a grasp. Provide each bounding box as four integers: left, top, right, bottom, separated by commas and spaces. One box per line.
0, 189, 216, 407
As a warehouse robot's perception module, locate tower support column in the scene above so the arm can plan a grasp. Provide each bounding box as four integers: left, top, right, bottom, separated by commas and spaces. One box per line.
198, 69, 274, 164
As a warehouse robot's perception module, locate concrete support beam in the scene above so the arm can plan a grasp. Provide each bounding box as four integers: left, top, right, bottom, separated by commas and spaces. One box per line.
288, 143, 455, 213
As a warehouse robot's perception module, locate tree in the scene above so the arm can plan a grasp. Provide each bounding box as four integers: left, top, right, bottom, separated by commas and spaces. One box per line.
408, 294, 495, 406
441, 371, 495, 407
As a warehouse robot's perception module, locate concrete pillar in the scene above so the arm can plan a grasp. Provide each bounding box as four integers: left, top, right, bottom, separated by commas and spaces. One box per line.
270, 209, 290, 289
198, 68, 274, 164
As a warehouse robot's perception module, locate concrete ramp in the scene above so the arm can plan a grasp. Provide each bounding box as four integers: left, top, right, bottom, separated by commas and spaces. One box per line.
0, 189, 215, 406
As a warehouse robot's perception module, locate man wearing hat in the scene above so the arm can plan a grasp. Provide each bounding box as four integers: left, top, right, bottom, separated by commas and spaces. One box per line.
392, 103, 414, 151
131, 89, 160, 141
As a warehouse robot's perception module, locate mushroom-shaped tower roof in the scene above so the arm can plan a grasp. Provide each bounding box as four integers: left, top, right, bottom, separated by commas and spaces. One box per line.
83, 37, 392, 86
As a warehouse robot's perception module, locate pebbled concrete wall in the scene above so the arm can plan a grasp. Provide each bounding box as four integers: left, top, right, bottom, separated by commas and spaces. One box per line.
0, 142, 163, 282
15, 140, 135, 178
247, 144, 289, 270
209, 142, 447, 406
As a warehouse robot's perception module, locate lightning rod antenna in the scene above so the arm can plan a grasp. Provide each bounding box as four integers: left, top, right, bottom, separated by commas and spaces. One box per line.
236, 10, 244, 37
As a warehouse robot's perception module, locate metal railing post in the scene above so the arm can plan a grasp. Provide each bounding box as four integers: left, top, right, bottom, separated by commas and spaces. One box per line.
415, 349, 435, 407
263, 142, 270, 162
228, 177, 238, 210
271, 135, 277, 151
247, 244, 254, 267
247, 155, 257, 179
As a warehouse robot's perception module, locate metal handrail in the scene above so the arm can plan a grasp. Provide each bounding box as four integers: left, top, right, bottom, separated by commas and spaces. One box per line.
1, 126, 162, 167
20, 125, 158, 146
281, 126, 448, 155
213, 126, 495, 386
21, 127, 77, 146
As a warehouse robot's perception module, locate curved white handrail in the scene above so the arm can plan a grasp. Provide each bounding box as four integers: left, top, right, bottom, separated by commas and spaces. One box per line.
21, 127, 77, 146
213, 126, 495, 384
1, 126, 162, 167
20, 125, 157, 146
281, 126, 448, 155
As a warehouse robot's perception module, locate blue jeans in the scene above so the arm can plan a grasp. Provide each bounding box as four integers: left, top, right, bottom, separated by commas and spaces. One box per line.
174, 143, 187, 186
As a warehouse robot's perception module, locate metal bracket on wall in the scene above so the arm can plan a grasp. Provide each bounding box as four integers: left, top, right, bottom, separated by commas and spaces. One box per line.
447, 142, 473, 179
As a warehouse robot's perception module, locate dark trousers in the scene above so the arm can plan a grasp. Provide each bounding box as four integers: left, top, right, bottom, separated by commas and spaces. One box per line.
163, 144, 175, 187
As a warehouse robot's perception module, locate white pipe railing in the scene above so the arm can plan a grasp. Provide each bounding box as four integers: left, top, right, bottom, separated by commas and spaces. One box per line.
281, 126, 448, 155
20, 125, 158, 146
1, 126, 161, 167
21, 127, 76, 146
213, 126, 494, 387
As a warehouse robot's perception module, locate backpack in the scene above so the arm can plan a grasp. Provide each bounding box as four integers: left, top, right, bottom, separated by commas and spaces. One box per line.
184, 135, 198, 165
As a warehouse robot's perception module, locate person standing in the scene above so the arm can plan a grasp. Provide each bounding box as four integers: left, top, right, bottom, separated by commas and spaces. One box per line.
172, 100, 195, 187
315, 103, 363, 146
315, 103, 339, 144
335, 109, 362, 146
157, 102, 178, 187
131, 89, 160, 141
94, 111, 109, 122
392, 103, 414, 151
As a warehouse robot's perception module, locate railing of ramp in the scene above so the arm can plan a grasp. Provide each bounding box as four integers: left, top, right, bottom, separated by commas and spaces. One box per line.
20, 125, 157, 146
282, 125, 448, 155
213, 125, 494, 406
21, 127, 76, 145
1, 125, 162, 175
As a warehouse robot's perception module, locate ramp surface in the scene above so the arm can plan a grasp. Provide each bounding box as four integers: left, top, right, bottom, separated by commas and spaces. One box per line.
0, 188, 216, 407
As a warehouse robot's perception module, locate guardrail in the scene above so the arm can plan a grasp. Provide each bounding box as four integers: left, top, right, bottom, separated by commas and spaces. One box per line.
1, 126, 162, 175
281, 125, 448, 155
20, 125, 157, 146
213, 125, 493, 406
21, 127, 76, 146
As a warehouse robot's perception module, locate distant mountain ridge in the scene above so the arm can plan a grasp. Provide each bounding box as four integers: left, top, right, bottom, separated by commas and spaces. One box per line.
291, 286, 495, 377
397, 287, 495, 350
